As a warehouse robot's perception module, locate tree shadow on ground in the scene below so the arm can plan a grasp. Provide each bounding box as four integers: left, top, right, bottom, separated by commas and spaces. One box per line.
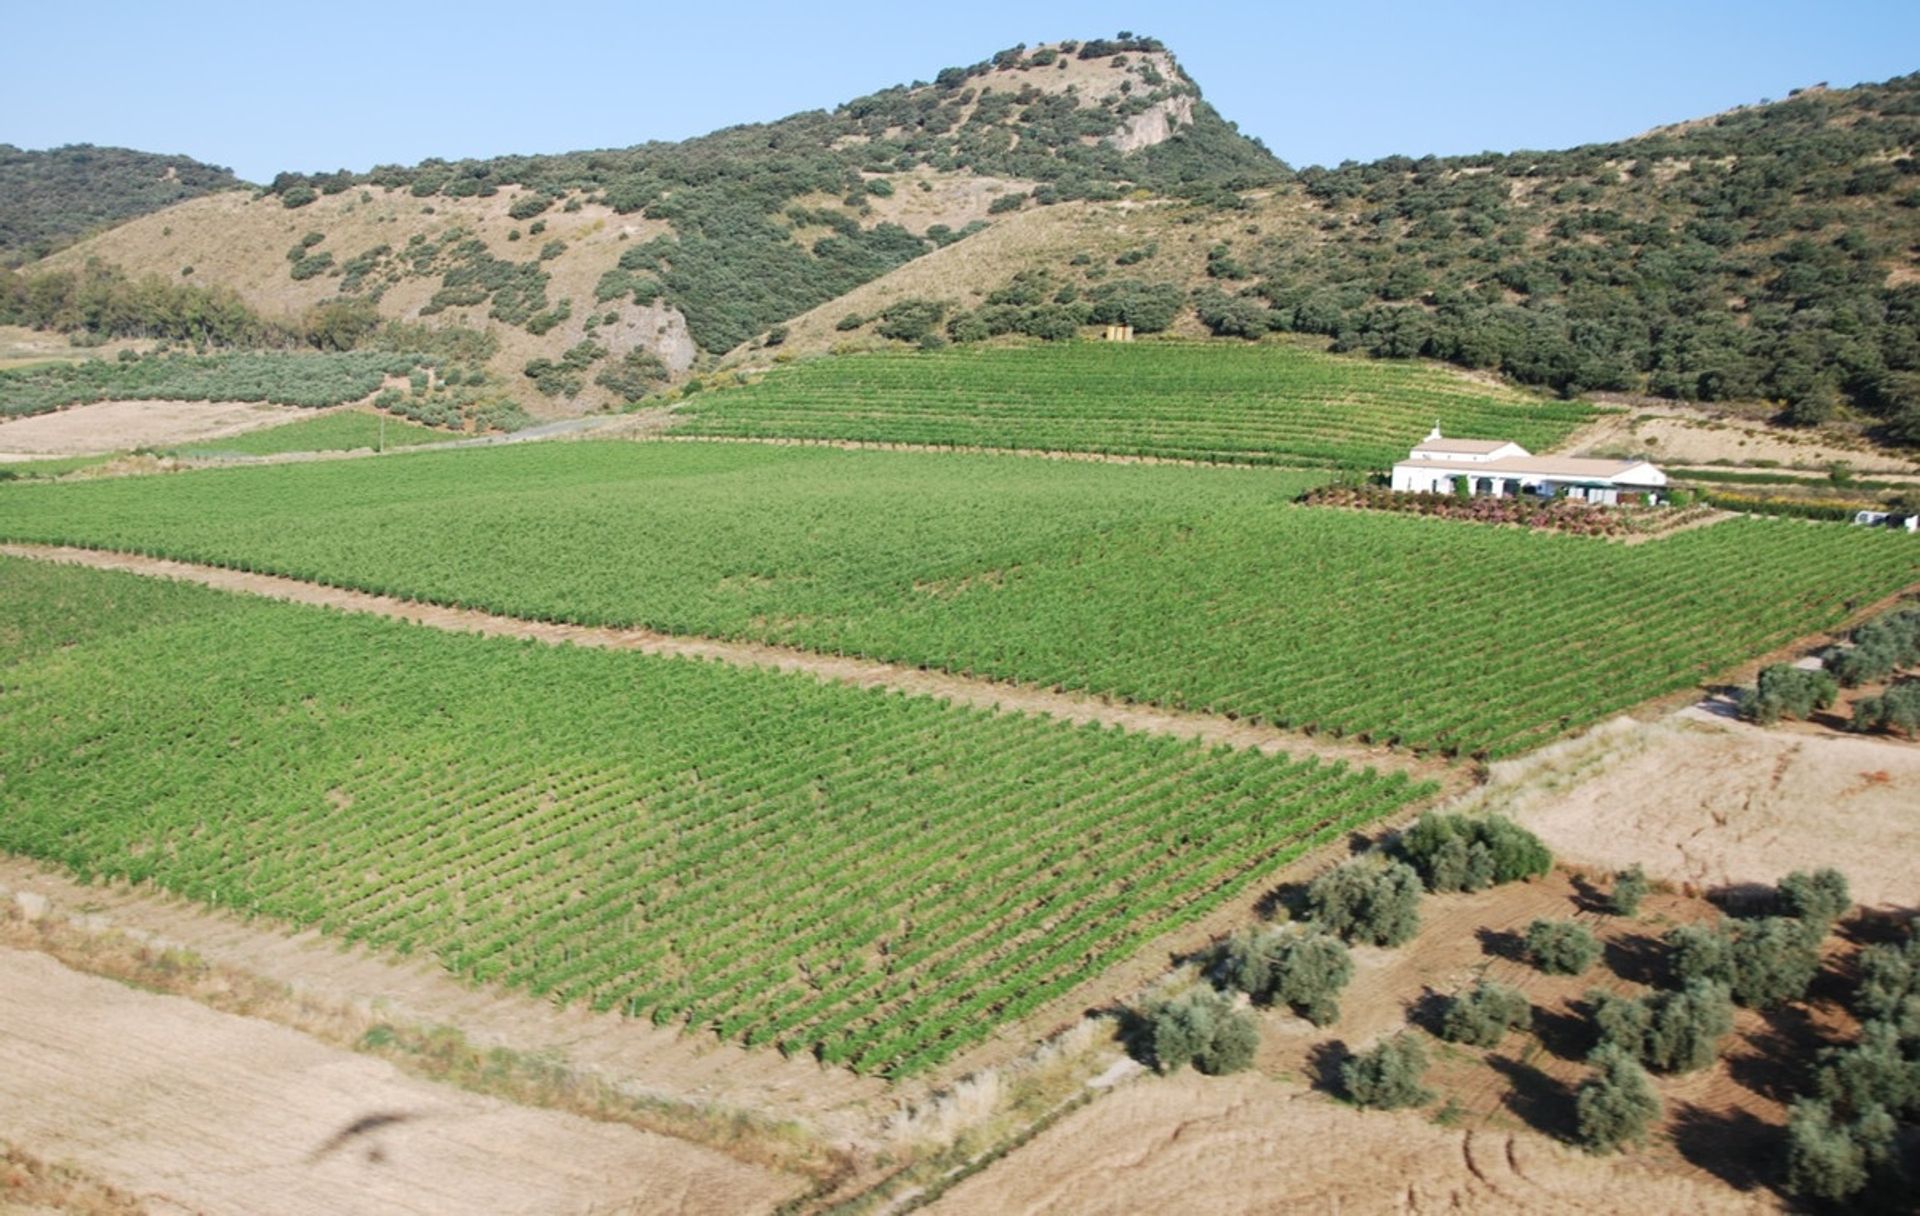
1305, 1040, 1351, 1096
1668, 1102, 1781, 1193
1252, 880, 1308, 923
1476, 926, 1527, 963
1568, 873, 1613, 916
1529, 1001, 1594, 1063
1602, 932, 1669, 987
1404, 988, 1451, 1038
1707, 881, 1779, 919
1484, 1054, 1577, 1142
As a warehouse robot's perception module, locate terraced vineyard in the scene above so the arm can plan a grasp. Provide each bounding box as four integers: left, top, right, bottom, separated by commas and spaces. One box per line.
3, 442, 1913, 758
681, 343, 1595, 467
0, 557, 1423, 1076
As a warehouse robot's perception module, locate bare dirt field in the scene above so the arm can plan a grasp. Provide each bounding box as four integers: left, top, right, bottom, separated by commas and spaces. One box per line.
1465, 711, 1920, 913
1566, 401, 1920, 474
0, 399, 308, 457
926, 1068, 1773, 1215
0, 947, 801, 1216
0, 856, 884, 1144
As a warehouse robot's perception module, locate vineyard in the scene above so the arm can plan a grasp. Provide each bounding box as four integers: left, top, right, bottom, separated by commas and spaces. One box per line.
0, 350, 432, 417
3, 441, 1913, 758
168, 408, 454, 457
680, 343, 1595, 468
0, 556, 1424, 1076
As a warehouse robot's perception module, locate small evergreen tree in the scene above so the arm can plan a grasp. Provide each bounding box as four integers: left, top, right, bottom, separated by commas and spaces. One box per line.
1610, 865, 1650, 917
1668, 917, 1821, 1008
1574, 1045, 1661, 1153
1856, 929, 1919, 1021
1439, 981, 1533, 1048
1640, 980, 1736, 1074
1784, 1098, 1881, 1202
1777, 867, 1851, 929
1342, 1032, 1432, 1110
1307, 859, 1423, 947
1147, 988, 1259, 1076
1398, 813, 1550, 891
1218, 925, 1354, 1026
1527, 919, 1601, 976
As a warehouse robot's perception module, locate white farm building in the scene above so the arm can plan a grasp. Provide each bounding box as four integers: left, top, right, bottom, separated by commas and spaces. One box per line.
1389, 426, 1668, 506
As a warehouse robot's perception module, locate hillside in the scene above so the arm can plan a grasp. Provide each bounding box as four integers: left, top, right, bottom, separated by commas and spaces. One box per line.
757, 73, 1920, 449
0, 144, 243, 263
11, 52, 1920, 450
13, 37, 1278, 416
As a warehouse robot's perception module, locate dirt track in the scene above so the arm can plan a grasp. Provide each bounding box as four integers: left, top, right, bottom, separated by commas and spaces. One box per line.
0, 947, 800, 1216
0, 542, 1450, 788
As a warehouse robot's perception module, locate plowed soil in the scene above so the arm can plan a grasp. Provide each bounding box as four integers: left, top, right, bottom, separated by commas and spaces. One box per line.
0, 400, 308, 455
0, 948, 801, 1216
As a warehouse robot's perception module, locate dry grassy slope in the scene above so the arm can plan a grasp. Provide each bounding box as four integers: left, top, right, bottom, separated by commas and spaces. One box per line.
40, 49, 1198, 418
723, 187, 1319, 368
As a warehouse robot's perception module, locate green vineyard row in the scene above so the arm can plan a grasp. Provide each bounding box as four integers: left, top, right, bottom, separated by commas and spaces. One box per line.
0, 557, 1427, 1076
1, 442, 1913, 757
677, 343, 1594, 468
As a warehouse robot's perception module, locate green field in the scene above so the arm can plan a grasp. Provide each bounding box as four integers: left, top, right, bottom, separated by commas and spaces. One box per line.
678, 343, 1595, 467
170, 409, 455, 457
4, 441, 1913, 758
0, 556, 1422, 1076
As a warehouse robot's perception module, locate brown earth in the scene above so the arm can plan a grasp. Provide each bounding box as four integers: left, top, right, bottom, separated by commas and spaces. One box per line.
926, 1069, 1773, 1215
0, 399, 311, 456
0, 542, 1450, 788
1461, 711, 1920, 913
1566, 400, 1920, 474
0, 947, 801, 1216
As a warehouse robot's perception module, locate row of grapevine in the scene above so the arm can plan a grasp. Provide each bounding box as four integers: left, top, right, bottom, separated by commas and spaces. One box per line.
2, 443, 1911, 758
0, 351, 435, 417
0, 557, 1429, 1077
674, 343, 1594, 468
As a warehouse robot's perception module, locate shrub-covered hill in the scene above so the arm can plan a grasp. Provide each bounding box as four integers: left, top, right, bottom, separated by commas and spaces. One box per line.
18, 36, 1278, 414
0, 144, 243, 263
1249, 75, 1920, 440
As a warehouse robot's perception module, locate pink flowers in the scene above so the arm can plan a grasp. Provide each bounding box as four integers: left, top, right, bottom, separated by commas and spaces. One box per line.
1303, 486, 1683, 539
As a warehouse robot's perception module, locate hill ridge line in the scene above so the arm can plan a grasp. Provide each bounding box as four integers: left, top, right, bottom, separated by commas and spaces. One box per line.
0, 542, 1455, 787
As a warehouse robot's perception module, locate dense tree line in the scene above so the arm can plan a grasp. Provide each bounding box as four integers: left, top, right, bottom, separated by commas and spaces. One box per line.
0, 144, 241, 263
1222, 74, 1920, 443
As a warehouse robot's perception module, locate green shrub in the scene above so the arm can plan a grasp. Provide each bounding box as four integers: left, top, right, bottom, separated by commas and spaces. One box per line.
1575, 1045, 1661, 1152
1667, 917, 1821, 1008
875, 298, 947, 343
1527, 919, 1601, 976
1785, 1098, 1898, 1202
593, 349, 669, 401
1439, 981, 1532, 1047
1342, 1032, 1432, 1109
1147, 987, 1260, 1075
1856, 929, 1919, 1021
281, 185, 318, 209
1777, 867, 1851, 928
1217, 924, 1353, 1026
1737, 663, 1839, 725
1815, 1018, 1920, 1118
835, 313, 866, 332
508, 194, 552, 221
987, 192, 1027, 214
1851, 680, 1920, 738
1307, 858, 1422, 947
1398, 813, 1551, 892
1610, 865, 1650, 917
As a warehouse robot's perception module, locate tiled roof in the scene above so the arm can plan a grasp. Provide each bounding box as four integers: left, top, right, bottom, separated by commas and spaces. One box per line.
1409, 438, 1519, 454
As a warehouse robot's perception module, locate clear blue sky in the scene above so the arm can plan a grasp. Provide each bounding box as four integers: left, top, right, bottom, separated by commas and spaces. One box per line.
5, 1, 1916, 182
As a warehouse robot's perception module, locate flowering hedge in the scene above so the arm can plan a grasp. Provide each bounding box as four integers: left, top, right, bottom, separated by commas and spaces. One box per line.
1302, 485, 1709, 538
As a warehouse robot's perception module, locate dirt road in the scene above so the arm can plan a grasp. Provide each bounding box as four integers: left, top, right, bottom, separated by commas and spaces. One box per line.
0, 947, 801, 1216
